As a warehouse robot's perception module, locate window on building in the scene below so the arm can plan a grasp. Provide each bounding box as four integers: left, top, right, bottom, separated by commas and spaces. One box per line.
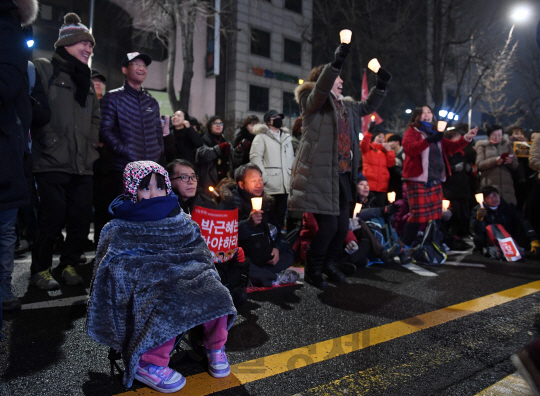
284, 38, 302, 66
285, 0, 302, 13
251, 28, 271, 58
250, 85, 269, 112
283, 92, 300, 118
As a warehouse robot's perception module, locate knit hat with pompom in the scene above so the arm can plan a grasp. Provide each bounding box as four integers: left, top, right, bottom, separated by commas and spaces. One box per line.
54, 12, 95, 48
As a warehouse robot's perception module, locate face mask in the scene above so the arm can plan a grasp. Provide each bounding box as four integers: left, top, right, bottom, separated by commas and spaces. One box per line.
271, 118, 283, 129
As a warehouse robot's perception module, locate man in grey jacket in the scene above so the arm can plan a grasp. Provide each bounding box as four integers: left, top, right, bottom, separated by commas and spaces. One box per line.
30, 13, 100, 290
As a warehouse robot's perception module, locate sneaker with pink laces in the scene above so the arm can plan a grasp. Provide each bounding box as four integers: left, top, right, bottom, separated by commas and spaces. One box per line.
206, 346, 231, 378
134, 361, 186, 393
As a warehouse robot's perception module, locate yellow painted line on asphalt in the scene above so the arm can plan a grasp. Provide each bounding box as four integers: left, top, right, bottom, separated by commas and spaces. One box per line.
474, 373, 533, 395
115, 280, 540, 396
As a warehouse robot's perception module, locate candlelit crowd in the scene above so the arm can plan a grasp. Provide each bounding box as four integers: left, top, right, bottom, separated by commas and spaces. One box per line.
3, 4, 540, 394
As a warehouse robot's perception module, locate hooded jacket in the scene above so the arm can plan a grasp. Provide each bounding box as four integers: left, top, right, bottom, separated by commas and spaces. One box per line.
528, 134, 540, 178
475, 136, 518, 205
100, 82, 163, 171
360, 131, 396, 192
249, 124, 294, 195
289, 63, 386, 215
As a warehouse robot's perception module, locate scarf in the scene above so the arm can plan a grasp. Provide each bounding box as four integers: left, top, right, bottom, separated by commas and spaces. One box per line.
109, 195, 180, 221
418, 121, 436, 135
54, 47, 91, 107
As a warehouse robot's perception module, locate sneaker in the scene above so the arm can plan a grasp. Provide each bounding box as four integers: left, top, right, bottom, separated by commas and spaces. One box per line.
30, 269, 60, 290
0, 281, 21, 312
206, 347, 231, 378
62, 265, 83, 285
134, 362, 186, 393
400, 246, 420, 265
276, 269, 299, 285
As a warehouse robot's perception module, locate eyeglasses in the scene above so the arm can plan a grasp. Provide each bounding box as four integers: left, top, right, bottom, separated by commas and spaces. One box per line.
171, 174, 199, 183
128, 63, 147, 70
212, 122, 224, 126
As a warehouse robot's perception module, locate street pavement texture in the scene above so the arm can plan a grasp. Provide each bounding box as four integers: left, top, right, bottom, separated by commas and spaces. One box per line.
2, 244, 540, 396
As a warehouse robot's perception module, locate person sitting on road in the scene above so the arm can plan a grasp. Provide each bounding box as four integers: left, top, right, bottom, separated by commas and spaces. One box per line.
219, 163, 298, 287
470, 185, 540, 257
166, 159, 216, 214
86, 161, 236, 393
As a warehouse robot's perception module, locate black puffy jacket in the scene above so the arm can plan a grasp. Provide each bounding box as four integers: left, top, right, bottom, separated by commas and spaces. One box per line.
100, 82, 163, 171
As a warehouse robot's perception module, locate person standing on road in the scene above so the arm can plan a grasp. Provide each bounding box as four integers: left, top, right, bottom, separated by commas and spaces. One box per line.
99, 52, 163, 196
30, 12, 100, 289
250, 110, 294, 229
290, 43, 390, 288
0, 0, 38, 313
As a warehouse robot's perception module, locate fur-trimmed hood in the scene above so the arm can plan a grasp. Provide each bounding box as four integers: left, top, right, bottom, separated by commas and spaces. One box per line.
475, 135, 510, 149
252, 123, 290, 136
12, 0, 38, 26
294, 81, 355, 105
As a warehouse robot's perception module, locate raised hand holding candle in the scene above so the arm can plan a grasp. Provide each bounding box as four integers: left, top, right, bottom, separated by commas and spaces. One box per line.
208, 186, 219, 197
475, 193, 484, 208
442, 200, 450, 211
367, 58, 381, 73
251, 197, 263, 211
387, 191, 396, 203
437, 121, 447, 132
339, 29, 352, 44
353, 203, 362, 218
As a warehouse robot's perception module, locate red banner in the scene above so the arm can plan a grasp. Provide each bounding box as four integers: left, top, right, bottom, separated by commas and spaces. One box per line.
361, 70, 384, 133
191, 206, 239, 263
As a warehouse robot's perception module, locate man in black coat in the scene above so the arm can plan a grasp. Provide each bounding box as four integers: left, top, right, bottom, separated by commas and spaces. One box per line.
0, 0, 37, 313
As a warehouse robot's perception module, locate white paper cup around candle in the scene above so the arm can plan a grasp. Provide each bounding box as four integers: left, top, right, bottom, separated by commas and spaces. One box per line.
437, 121, 447, 132
367, 58, 381, 73
339, 29, 352, 44
353, 203, 362, 218
475, 193, 484, 208
387, 191, 396, 203
251, 197, 263, 211
442, 199, 450, 211
371, 115, 375, 122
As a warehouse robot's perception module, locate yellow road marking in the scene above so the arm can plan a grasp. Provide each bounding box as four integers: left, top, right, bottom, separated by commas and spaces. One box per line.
116, 280, 540, 396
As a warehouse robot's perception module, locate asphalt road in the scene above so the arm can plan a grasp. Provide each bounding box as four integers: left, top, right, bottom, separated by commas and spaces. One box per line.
1, 244, 540, 396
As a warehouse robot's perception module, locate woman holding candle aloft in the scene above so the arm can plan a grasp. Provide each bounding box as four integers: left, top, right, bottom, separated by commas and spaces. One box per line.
399, 105, 478, 262
289, 33, 391, 289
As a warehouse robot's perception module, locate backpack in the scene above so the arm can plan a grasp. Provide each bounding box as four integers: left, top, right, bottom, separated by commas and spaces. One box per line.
413, 220, 447, 265
485, 224, 522, 261
365, 216, 398, 265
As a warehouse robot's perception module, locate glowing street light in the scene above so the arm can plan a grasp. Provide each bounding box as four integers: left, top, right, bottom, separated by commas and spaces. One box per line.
454, 115, 459, 121
27, 39, 34, 48
447, 112, 454, 119
405, 109, 412, 114
439, 110, 448, 118
510, 5, 531, 23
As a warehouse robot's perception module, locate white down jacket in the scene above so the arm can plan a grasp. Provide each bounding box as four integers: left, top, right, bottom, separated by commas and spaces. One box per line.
250, 124, 295, 194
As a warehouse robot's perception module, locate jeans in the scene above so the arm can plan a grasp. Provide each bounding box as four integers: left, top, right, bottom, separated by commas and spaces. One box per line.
31, 172, 93, 274
0, 208, 18, 339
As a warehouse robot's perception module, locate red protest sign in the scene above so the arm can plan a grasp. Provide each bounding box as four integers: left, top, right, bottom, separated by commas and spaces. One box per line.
191, 206, 239, 263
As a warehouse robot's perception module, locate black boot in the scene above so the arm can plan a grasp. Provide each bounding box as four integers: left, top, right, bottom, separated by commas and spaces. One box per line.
323, 262, 345, 283
305, 246, 328, 289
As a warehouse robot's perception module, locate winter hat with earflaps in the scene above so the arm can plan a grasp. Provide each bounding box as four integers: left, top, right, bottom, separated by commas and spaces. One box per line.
55, 12, 95, 48
123, 161, 173, 203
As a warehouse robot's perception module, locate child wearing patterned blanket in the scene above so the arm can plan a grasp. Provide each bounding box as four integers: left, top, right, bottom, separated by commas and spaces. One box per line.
86, 161, 236, 393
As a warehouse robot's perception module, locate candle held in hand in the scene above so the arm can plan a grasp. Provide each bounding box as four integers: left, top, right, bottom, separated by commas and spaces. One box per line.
387, 191, 396, 203
367, 58, 381, 73
339, 29, 352, 44
251, 197, 263, 211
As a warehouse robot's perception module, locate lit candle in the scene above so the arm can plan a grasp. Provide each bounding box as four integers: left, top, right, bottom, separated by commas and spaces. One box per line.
251, 197, 263, 211
442, 200, 450, 211
367, 58, 381, 73
353, 203, 362, 218
339, 29, 352, 44
475, 193, 484, 208
371, 115, 375, 122
387, 191, 396, 203
208, 186, 219, 197
437, 121, 447, 132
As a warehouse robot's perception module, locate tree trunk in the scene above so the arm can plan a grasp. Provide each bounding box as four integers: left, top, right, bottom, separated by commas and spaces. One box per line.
167, 21, 180, 111
176, 0, 198, 113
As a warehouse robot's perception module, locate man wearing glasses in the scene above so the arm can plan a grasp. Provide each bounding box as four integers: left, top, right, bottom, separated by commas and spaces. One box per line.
99, 52, 164, 203
166, 159, 216, 214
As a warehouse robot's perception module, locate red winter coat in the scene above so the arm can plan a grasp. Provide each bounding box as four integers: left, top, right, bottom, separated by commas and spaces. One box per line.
402, 125, 470, 182
360, 131, 396, 192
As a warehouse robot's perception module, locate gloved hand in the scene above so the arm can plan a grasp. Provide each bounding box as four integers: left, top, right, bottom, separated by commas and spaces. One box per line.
345, 240, 359, 254
477, 207, 487, 221
376, 67, 392, 90
235, 247, 245, 262
237, 139, 251, 151
219, 142, 231, 155
349, 218, 361, 231
332, 43, 350, 70
454, 162, 464, 172
368, 120, 376, 133
384, 204, 397, 216
531, 240, 540, 255
425, 131, 444, 144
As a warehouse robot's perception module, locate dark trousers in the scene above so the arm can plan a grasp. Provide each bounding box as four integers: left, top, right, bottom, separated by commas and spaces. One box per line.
271, 193, 288, 230
31, 172, 93, 274
311, 173, 351, 266
248, 240, 294, 287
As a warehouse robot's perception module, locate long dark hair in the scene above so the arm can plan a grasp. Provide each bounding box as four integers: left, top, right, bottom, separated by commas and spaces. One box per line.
242, 115, 259, 128
409, 105, 437, 130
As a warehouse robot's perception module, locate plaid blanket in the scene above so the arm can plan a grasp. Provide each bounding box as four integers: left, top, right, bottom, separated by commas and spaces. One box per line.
405, 181, 443, 223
